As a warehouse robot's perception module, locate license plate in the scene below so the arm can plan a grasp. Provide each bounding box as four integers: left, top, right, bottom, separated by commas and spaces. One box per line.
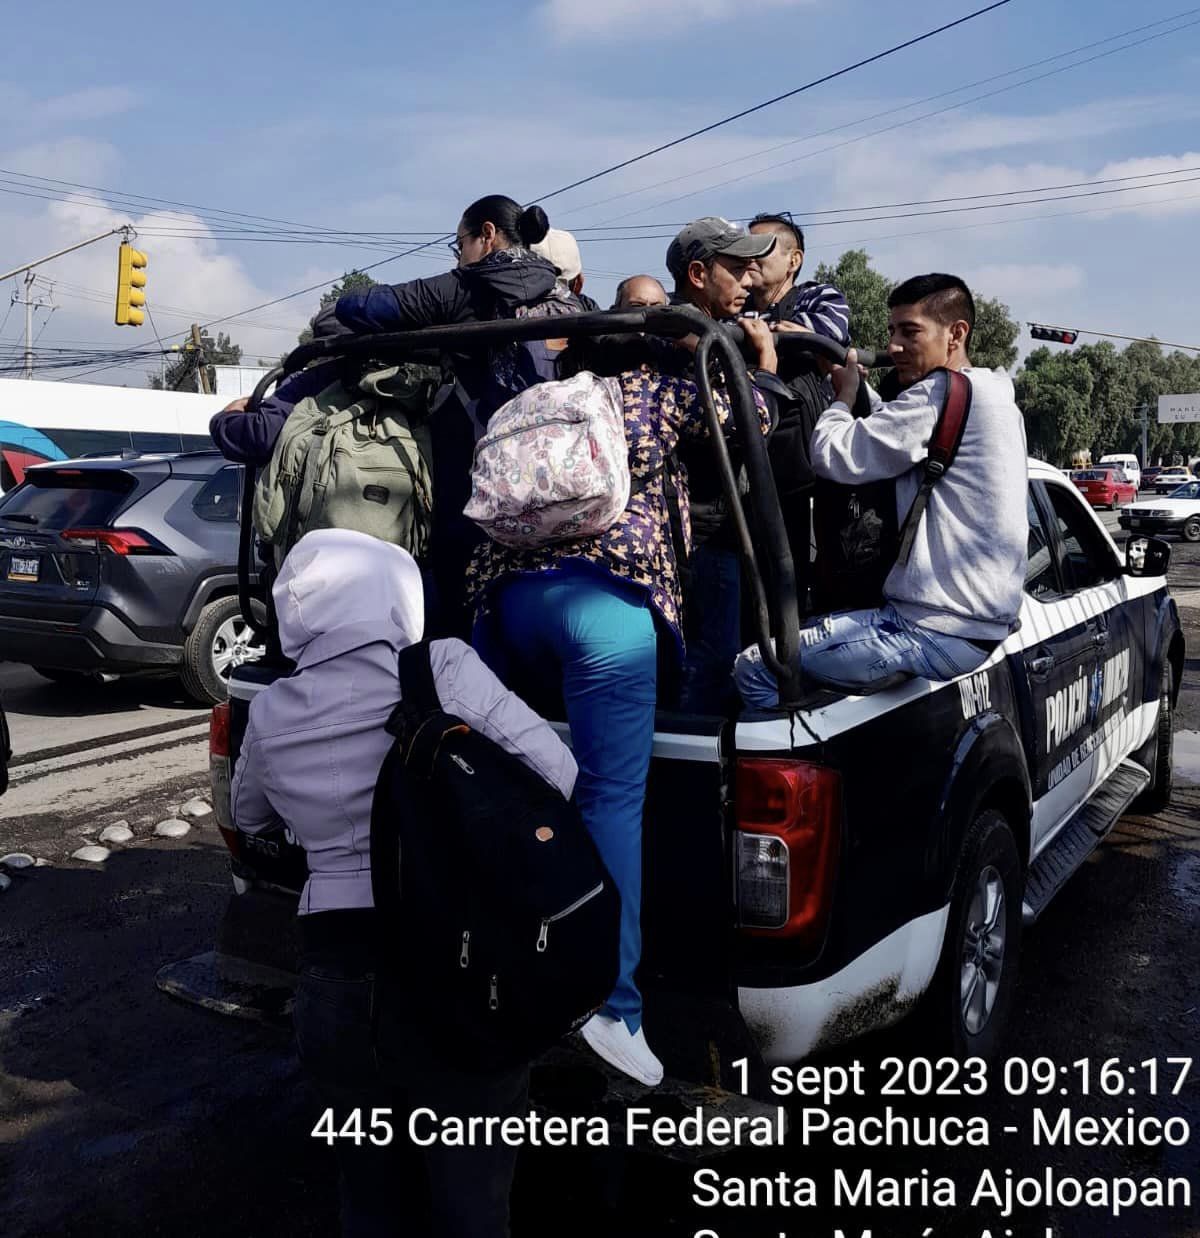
7, 555, 39, 581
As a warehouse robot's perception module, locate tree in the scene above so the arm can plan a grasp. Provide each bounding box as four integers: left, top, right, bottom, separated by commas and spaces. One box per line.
1014, 347, 1095, 463
811, 251, 1021, 370
971, 295, 1020, 371
812, 249, 893, 352
150, 329, 242, 392
297, 270, 378, 344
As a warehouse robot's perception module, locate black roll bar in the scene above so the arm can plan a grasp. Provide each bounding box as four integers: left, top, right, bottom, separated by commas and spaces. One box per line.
231, 308, 887, 707
237, 366, 283, 640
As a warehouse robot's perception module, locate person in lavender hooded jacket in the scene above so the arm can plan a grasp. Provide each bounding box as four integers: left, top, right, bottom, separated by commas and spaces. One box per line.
231, 528, 575, 1238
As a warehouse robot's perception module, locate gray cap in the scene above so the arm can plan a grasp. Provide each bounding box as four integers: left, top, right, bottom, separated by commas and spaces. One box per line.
666, 216, 776, 280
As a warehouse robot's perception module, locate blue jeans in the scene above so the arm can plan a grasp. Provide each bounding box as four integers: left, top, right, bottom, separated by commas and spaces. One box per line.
478, 569, 658, 1032
735, 602, 990, 707
679, 542, 742, 714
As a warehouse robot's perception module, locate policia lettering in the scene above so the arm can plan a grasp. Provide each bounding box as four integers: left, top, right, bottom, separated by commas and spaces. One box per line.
1045, 649, 1130, 752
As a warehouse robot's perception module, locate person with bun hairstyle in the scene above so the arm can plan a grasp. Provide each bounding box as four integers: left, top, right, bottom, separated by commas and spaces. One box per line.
335, 195, 572, 344
336, 195, 585, 638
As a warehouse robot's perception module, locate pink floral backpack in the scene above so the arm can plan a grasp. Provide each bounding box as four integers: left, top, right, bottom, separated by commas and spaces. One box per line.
464, 372, 632, 548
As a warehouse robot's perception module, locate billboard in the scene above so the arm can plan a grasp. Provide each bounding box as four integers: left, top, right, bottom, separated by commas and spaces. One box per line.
1157, 393, 1200, 423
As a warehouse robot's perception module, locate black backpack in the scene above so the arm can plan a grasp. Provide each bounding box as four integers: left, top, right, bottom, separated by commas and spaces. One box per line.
812, 369, 971, 613
369, 641, 620, 1071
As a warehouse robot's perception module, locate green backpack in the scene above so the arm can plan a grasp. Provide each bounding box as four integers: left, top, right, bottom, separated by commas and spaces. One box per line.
254, 363, 436, 566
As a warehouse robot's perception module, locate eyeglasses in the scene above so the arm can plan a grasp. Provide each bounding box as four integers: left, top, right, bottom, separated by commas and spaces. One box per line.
448, 240, 462, 259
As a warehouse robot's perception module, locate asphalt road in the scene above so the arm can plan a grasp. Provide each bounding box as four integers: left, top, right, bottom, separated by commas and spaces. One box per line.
1, 509, 1198, 1238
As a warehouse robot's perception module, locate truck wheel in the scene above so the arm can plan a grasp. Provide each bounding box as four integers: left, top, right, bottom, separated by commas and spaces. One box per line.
1182, 516, 1200, 543
1133, 661, 1174, 813
915, 809, 1023, 1062
180, 596, 263, 706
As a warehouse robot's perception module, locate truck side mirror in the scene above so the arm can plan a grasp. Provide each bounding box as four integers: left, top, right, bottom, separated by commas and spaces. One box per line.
1125, 536, 1170, 578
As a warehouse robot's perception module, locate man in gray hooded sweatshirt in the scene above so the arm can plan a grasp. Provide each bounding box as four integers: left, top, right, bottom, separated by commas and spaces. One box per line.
232, 528, 575, 1238
736, 273, 1028, 702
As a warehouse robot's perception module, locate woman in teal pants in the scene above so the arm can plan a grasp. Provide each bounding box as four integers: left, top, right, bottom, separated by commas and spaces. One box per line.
467, 350, 774, 1086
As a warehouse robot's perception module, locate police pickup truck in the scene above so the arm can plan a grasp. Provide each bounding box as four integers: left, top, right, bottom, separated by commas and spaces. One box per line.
178, 310, 1184, 1087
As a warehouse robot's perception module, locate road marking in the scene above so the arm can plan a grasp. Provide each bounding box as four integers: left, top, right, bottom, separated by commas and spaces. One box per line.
6, 722, 209, 786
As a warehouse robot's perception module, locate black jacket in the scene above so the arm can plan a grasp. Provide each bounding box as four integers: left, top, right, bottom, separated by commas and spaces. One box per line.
334, 249, 562, 333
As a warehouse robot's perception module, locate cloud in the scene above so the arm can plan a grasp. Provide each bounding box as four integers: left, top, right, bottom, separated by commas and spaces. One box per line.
969, 263, 1085, 301
0, 83, 141, 134
37, 86, 141, 125
541, 0, 815, 41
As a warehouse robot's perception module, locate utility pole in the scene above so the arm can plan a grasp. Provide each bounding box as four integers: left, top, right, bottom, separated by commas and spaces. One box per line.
1135, 403, 1150, 466
189, 323, 211, 394
12, 272, 55, 379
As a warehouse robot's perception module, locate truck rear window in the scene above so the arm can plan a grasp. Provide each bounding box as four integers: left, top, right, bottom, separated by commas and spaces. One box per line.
0, 470, 134, 529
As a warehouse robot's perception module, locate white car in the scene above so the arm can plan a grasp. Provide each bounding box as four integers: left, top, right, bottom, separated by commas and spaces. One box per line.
1119, 479, 1200, 542
1152, 468, 1195, 494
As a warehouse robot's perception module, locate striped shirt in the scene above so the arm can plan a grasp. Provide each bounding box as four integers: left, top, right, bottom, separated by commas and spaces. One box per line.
767, 280, 851, 345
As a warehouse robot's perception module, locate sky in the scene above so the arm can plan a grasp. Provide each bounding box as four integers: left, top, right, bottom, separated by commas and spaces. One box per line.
0, 0, 1198, 387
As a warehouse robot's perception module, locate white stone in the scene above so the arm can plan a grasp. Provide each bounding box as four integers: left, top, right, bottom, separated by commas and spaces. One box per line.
154, 819, 191, 839
71, 845, 111, 863
34, 858, 51, 867
0, 852, 35, 869
0, 872, 10, 892
179, 798, 211, 818
99, 824, 134, 845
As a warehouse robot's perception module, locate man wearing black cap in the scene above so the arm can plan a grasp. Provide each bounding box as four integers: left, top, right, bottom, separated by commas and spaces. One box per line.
667, 216, 778, 320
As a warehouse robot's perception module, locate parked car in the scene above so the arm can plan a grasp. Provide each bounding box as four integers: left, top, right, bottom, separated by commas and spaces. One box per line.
0, 451, 262, 705
1071, 467, 1138, 509
1152, 467, 1195, 495
1120, 480, 1200, 542
1140, 466, 1164, 490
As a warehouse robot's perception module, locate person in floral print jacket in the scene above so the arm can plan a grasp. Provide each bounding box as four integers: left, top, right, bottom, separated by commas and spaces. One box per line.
467, 324, 775, 1087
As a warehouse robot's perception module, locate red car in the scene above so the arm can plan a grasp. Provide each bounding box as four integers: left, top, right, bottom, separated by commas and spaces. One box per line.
1071, 467, 1137, 509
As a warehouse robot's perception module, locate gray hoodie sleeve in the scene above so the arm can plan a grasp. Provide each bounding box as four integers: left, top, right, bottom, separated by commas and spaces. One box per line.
430, 638, 578, 800
810, 372, 946, 484
230, 707, 285, 835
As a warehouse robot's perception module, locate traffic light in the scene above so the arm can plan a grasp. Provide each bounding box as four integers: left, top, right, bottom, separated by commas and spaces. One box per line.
115, 242, 147, 326
1029, 323, 1078, 345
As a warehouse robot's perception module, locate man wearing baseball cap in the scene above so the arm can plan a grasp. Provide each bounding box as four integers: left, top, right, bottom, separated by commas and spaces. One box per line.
663, 218, 785, 712
667, 216, 777, 320
532, 227, 600, 310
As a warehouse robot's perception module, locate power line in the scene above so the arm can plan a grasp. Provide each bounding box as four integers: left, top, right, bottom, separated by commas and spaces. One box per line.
565, 164, 1200, 231
587, 13, 1200, 226
558, 7, 1200, 221
556, 174, 1200, 245
802, 186, 1200, 252
526, 1, 1015, 208
48, 5, 1017, 382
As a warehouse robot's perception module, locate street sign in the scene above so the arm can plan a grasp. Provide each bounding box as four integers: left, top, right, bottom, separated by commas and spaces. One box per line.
1157, 393, 1200, 424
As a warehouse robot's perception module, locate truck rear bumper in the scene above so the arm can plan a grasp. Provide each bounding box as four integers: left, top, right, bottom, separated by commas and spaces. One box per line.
738, 904, 949, 1064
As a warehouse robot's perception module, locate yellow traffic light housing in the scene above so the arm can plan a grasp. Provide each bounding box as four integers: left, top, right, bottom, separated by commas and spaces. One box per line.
115, 243, 148, 326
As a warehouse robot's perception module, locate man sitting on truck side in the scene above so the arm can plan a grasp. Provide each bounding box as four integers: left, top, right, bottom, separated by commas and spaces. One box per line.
735, 273, 1028, 702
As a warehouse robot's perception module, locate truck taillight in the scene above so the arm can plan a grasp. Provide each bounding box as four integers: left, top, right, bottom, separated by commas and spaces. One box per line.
735, 758, 841, 945
209, 702, 237, 855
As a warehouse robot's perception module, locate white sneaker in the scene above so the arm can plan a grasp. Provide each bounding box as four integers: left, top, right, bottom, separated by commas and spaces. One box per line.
580, 1013, 664, 1087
